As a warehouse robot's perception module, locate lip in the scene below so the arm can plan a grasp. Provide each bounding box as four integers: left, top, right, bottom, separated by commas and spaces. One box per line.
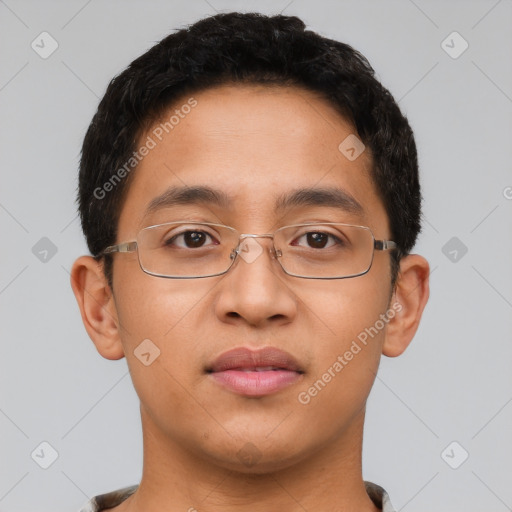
206, 347, 304, 397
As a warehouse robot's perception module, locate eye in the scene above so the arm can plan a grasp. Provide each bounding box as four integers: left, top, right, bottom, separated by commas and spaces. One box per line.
291, 230, 343, 249
164, 229, 219, 249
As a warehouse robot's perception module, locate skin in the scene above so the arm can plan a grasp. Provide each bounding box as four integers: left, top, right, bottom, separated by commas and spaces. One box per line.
71, 84, 429, 512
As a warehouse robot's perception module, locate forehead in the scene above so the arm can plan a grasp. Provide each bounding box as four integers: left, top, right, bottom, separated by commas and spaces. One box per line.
117, 84, 387, 234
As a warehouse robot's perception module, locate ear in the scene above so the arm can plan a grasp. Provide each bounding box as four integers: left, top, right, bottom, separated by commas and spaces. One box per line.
382, 254, 430, 357
70, 255, 125, 360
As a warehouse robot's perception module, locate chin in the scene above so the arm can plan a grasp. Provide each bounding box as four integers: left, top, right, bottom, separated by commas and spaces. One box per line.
194, 432, 311, 475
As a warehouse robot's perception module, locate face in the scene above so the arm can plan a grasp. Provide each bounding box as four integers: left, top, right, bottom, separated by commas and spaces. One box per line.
110, 84, 395, 472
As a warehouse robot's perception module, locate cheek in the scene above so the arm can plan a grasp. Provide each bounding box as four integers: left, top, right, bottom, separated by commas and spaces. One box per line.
112, 267, 213, 403
114, 264, 215, 341
295, 274, 390, 411
299, 270, 391, 346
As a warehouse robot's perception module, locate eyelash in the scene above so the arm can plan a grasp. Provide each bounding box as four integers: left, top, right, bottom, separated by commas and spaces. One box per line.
163, 228, 345, 250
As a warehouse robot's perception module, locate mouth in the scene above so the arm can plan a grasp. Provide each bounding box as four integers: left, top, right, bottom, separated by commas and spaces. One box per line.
206, 346, 305, 397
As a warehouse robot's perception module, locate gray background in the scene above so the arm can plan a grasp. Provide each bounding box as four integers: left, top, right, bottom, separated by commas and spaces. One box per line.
1, 0, 511, 510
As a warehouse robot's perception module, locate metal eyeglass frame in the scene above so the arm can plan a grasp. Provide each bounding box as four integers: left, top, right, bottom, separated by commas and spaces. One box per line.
100, 221, 398, 280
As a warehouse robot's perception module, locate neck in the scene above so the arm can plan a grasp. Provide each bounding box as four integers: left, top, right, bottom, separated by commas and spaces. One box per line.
119, 406, 379, 512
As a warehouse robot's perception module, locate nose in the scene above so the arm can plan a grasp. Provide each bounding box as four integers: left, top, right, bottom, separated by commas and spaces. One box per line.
214, 236, 298, 328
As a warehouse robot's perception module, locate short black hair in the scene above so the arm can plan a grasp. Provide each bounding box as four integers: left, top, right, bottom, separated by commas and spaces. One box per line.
78, 12, 421, 288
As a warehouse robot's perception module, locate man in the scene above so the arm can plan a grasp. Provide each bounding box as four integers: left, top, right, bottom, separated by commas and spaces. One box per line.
71, 12, 429, 511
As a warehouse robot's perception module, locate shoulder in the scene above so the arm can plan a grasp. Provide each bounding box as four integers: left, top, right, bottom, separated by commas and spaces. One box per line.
364, 481, 396, 512
78, 485, 138, 512
80, 482, 393, 511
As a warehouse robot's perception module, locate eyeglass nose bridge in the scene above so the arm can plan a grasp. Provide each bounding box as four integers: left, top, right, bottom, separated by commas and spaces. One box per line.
230, 232, 281, 261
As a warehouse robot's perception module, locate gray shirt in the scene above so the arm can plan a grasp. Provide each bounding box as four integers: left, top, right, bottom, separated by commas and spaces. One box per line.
79, 481, 396, 511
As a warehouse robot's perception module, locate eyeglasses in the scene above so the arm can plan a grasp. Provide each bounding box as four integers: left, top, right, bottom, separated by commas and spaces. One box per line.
100, 221, 397, 279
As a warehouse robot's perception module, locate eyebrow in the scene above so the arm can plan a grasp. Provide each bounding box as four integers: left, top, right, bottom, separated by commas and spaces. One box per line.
275, 187, 364, 216
144, 185, 231, 217
143, 184, 364, 218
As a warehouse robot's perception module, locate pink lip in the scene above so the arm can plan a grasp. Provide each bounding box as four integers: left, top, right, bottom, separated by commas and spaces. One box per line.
207, 347, 304, 397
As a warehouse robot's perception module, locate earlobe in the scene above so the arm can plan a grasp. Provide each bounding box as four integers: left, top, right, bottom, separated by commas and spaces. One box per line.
382, 254, 430, 358
70, 255, 125, 360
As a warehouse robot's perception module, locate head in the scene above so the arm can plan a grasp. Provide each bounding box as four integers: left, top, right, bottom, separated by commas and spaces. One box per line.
78, 12, 421, 290
71, 12, 429, 474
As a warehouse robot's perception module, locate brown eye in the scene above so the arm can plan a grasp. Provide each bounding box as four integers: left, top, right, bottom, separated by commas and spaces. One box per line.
291, 231, 342, 249
183, 231, 207, 248
306, 232, 329, 248
165, 230, 218, 249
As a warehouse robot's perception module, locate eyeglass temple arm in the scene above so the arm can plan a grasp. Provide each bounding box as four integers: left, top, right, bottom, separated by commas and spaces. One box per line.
374, 240, 398, 251
101, 241, 138, 255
